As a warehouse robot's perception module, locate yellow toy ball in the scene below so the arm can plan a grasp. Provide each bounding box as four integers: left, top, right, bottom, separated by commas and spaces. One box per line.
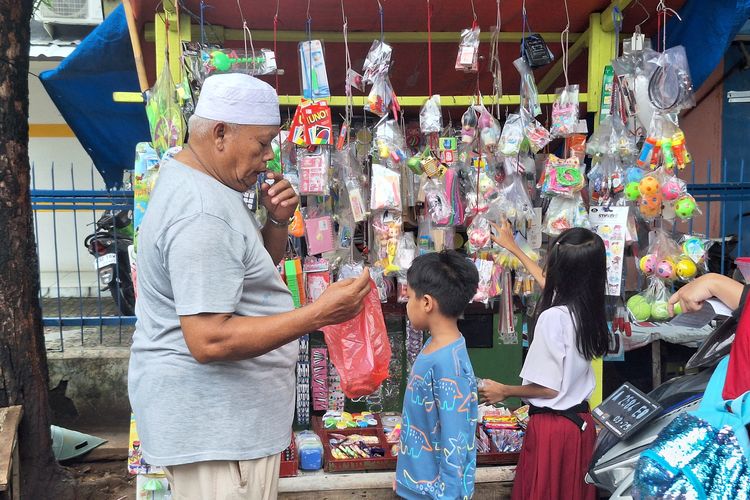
676, 258, 698, 280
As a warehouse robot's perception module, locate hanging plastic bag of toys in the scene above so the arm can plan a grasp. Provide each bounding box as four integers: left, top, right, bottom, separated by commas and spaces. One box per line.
455, 26, 480, 73
550, 84, 580, 138
420, 95, 442, 134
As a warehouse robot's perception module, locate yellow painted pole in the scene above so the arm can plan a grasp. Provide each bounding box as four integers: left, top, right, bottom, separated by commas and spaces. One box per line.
587, 13, 616, 115
144, 26, 581, 44
114, 92, 589, 107
587, 12, 616, 410
154, 1, 191, 83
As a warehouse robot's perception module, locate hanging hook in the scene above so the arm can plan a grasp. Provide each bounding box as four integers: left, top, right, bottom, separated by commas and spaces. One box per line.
630, 0, 650, 32
470, 0, 477, 25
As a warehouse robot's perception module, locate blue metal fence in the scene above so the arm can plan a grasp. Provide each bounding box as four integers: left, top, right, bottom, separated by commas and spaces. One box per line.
32, 163, 135, 352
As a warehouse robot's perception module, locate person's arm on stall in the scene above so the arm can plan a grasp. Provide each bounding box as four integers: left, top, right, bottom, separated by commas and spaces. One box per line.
260, 172, 297, 264
180, 271, 371, 363
490, 220, 546, 288
479, 380, 558, 405
668, 273, 745, 315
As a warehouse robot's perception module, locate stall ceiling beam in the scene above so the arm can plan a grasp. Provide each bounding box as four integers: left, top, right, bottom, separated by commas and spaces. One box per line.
144, 26, 582, 44
601, 0, 634, 32
113, 92, 588, 106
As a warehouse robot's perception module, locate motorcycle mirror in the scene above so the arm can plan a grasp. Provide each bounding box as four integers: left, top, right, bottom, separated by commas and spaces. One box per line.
685, 315, 737, 370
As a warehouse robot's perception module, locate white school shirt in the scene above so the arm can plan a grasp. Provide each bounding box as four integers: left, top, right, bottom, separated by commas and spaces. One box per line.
520, 306, 595, 410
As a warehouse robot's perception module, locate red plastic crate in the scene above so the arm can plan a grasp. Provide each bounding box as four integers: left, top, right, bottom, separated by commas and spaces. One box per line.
317, 427, 397, 473
279, 438, 298, 478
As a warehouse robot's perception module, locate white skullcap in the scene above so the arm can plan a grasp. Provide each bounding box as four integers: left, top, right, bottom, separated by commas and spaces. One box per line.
194, 73, 280, 126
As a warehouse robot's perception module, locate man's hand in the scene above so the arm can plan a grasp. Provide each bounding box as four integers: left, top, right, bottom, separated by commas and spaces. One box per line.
478, 379, 510, 405
312, 269, 372, 327
261, 172, 298, 222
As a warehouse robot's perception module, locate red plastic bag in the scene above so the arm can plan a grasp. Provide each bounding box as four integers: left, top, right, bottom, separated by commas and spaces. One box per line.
321, 281, 391, 398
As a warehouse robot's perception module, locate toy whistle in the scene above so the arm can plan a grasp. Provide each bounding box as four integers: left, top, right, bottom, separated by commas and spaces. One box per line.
671, 131, 690, 170
661, 138, 675, 170
650, 139, 662, 170
637, 137, 657, 168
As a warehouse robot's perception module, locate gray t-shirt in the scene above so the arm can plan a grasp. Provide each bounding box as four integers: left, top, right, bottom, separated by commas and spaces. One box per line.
128, 158, 296, 466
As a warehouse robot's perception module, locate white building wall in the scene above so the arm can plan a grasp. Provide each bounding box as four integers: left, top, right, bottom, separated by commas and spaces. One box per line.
29, 60, 109, 296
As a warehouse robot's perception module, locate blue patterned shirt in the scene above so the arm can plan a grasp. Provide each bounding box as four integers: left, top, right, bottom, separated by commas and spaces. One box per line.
396, 336, 478, 499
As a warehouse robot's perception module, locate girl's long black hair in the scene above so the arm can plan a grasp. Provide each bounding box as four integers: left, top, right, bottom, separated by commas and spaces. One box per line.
535, 227, 609, 360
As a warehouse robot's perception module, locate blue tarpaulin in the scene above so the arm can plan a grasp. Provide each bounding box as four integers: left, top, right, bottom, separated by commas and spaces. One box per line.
40, 4, 149, 189
667, 0, 750, 88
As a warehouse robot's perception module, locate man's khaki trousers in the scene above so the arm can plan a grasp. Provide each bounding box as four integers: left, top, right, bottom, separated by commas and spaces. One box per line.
164, 454, 280, 500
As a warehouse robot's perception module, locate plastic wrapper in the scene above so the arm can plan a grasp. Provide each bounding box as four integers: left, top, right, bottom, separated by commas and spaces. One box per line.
465, 169, 501, 217
472, 258, 495, 304
467, 215, 492, 253
539, 155, 585, 198
424, 178, 453, 226
396, 273, 409, 303
200, 48, 277, 79
499, 173, 535, 225
369, 266, 393, 302
646, 45, 695, 113
396, 232, 418, 270
544, 194, 590, 236
299, 40, 331, 99
626, 276, 671, 322
374, 119, 409, 169
420, 95, 442, 134
499, 113, 524, 156
322, 281, 392, 398
550, 85, 580, 138
456, 26, 480, 72
366, 77, 395, 117
522, 109, 551, 153
637, 228, 683, 281
370, 164, 402, 211
145, 57, 185, 157
362, 40, 393, 84
585, 118, 613, 157
372, 211, 403, 275
514, 57, 541, 117
299, 147, 330, 196
461, 106, 478, 144
477, 107, 502, 151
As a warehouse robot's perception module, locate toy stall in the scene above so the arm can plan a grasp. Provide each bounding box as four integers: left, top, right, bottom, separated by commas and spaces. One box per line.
115, 0, 726, 490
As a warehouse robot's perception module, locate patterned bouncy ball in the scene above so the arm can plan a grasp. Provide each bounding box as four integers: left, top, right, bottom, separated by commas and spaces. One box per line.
640, 194, 662, 218
675, 196, 697, 220
640, 254, 657, 275
639, 176, 661, 196
661, 180, 682, 201
656, 259, 676, 280
676, 258, 698, 280
625, 182, 641, 201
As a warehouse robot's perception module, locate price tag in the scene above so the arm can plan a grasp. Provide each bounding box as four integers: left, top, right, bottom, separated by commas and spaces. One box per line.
592, 383, 662, 440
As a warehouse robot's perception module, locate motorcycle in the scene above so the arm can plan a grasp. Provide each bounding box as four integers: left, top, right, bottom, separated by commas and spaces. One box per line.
83, 210, 136, 316
586, 313, 738, 498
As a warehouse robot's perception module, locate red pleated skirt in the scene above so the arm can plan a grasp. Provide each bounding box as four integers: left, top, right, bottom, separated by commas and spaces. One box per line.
511, 412, 598, 500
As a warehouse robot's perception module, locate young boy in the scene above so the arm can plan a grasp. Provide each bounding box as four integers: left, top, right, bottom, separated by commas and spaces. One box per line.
396, 250, 480, 499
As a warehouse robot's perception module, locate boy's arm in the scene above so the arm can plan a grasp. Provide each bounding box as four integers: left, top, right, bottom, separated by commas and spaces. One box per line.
433, 371, 478, 499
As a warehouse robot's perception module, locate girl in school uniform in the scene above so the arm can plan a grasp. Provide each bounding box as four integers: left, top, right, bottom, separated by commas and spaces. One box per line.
479, 225, 609, 500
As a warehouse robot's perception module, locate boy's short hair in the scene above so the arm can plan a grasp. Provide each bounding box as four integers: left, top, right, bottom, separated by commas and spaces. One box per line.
406, 250, 479, 318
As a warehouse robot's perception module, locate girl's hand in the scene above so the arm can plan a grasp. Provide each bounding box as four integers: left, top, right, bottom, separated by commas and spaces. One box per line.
479, 379, 510, 405
490, 220, 519, 254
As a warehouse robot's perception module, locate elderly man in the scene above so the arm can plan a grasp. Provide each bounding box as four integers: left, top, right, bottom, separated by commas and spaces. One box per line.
129, 74, 370, 499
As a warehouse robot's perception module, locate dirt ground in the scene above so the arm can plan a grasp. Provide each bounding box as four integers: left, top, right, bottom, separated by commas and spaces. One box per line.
67, 461, 136, 500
